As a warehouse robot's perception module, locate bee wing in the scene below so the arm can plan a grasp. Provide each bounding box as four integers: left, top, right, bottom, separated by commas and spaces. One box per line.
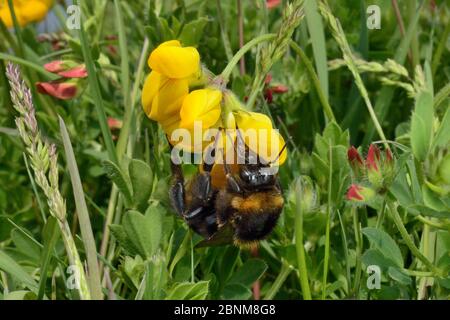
195, 223, 234, 248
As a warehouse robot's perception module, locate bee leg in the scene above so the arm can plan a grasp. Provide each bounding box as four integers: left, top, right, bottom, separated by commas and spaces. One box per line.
169, 161, 186, 217
221, 149, 242, 193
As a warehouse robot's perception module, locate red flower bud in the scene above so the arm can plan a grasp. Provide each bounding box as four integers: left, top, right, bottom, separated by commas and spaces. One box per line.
348, 146, 363, 166
385, 148, 393, 164
266, 0, 281, 9
366, 144, 381, 172
44, 60, 87, 78
271, 85, 289, 94
108, 117, 123, 130
44, 60, 65, 73
346, 184, 364, 201
36, 81, 79, 100
346, 184, 375, 203
264, 89, 274, 103
265, 74, 272, 84
58, 65, 88, 78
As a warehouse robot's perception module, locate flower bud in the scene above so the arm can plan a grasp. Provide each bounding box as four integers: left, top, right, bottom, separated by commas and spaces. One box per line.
36, 79, 82, 100
107, 117, 123, 130
366, 144, 383, 189
347, 146, 364, 176
44, 60, 87, 78
346, 184, 376, 203
296, 176, 318, 213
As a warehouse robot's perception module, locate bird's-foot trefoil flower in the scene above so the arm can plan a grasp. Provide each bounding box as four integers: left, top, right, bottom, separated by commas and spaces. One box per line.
148, 40, 200, 79
0, 0, 53, 27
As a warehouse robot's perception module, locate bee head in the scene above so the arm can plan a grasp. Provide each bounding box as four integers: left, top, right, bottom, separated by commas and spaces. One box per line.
239, 165, 276, 188
231, 210, 280, 246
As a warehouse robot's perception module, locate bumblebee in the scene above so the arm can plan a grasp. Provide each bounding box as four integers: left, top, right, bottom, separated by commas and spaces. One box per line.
168, 131, 285, 248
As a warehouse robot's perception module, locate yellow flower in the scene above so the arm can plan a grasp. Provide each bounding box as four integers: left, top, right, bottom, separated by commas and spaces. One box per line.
235, 111, 287, 165
179, 88, 222, 129
148, 40, 200, 79
0, 0, 53, 27
141, 71, 188, 127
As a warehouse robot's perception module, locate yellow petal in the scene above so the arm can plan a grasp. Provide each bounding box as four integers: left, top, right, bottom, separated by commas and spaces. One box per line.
158, 40, 181, 48
235, 111, 273, 131
179, 88, 222, 129
141, 71, 165, 116
148, 41, 200, 79
0, 7, 13, 27
0, 0, 53, 27
259, 129, 287, 166
141, 71, 188, 122
234, 111, 287, 166
19, 1, 50, 24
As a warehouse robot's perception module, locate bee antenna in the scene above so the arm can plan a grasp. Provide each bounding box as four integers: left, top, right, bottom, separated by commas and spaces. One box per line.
269, 142, 288, 165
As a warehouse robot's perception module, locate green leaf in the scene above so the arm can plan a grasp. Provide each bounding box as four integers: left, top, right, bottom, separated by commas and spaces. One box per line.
410, 90, 434, 161
165, 281, 209, 300
227, 259, 267, 287
179, 17, 209, 46
361, 249, 397, 271
144, 204, 163, 257
103, 159, 133, 206
219, 246, 240, 284
10, 229, 41, 264
362, 228, 403, 268
222, 283, 252, 300
109, 224, 139, 256
0, 250, 38, 292
3, 290, 37, 300
122, 208, 162, 259
129, 159, 153, 212
387, 267, 412, 286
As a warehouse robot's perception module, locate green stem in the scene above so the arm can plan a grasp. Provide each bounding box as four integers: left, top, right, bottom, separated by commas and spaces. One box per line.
6, 0, 24, 57
263, 260, 293, 300
220, 34, 276, 82
352, 206, 362, 297
403, 269, 435, 277
375, 200, 386, 229
113, 0, 131, 162
387, 202, 442, 276
322, 143, 333, 300
294, 180, 312, 300
416, 215, 450, 231
290, 41, 336, 122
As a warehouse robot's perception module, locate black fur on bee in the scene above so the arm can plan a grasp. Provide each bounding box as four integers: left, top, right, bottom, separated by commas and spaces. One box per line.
168, 130, 285, 248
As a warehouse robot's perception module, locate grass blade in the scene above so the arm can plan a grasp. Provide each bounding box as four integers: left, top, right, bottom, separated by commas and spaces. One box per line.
304, 0, 328, 100
0, 250, 38, 293
76, 0, 118, 165
59, 116, 103, 300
